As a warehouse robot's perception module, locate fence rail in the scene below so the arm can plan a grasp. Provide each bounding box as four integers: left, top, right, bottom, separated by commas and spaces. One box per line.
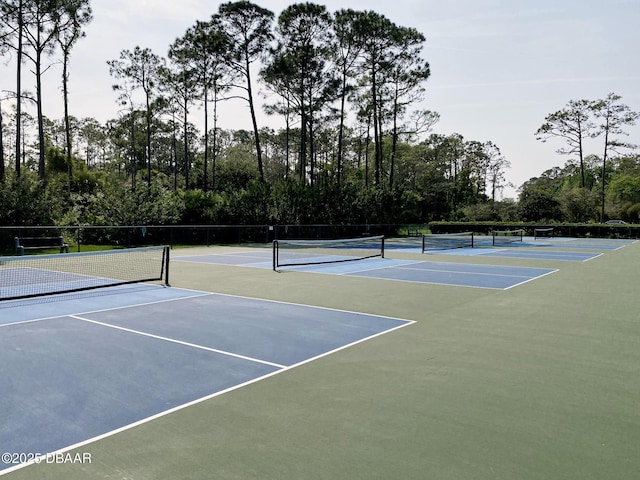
2, 222, 636, 255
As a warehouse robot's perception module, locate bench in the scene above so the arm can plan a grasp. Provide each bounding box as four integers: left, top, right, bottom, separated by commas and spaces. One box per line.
15, 236, 69, 256
407, 229, 423, 237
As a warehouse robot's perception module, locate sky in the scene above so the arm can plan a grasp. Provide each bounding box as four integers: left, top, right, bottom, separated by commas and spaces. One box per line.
2, 0, 640, 199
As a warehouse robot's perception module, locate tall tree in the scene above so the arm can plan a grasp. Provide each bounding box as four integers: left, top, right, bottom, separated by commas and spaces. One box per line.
0, 7, 12, 180
218, 1, 274, 182
266, 2, 337, 186
109, 82, 139, 187
160, 61, 198, 190
386, 25, 430, 190
535, 99, 595, 189
56, 0, 92, 190
484, 141, 511, 202
357, 11, 397, 186
590, 93, 639, 221
333, 8, 366, 186
19, 0, 70, 179
169, 16, 231, 192
0, 0, 25, 177
108, 46, 164, 188
429, 133, 467, 212
260, 56, 296, 179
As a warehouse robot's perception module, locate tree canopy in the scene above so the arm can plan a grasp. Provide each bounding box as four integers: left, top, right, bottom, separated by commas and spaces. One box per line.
0, 1, 638, 227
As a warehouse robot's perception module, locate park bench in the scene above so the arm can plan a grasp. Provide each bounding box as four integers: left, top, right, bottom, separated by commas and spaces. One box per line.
407, 229, 422, 237
15, 236, 69, 256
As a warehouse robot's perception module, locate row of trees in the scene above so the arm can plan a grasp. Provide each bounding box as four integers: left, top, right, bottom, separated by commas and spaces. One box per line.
105, 2, 435, 193
0, 125, 514, 226
518, 154, 640, 224
1, 1, 438, 191
0, 0, 92, 182
0, 0, 515, 226
0, 1, 638, 229
533, 94, 638, 223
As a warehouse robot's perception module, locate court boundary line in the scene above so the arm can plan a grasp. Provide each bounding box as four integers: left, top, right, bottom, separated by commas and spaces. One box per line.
535, 243, 628, 251
0, 317, 57, 329
503, 268, 559, 290
0, 314, 414, 477
346, 263, 557, 290
475, 249, 604, 262
392, 264, 548, 280
345, 273, 508, 290
69, 314, 287, 369
167, 287, 419, 325
582, 252, 604, 262
608, 245, 628, 251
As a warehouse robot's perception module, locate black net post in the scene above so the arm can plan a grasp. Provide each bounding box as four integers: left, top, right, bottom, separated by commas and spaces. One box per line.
163, 246, 170, 286
272, 240, 279, 271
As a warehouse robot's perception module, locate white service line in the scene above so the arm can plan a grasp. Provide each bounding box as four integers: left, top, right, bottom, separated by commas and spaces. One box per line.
69, 314, 287, 369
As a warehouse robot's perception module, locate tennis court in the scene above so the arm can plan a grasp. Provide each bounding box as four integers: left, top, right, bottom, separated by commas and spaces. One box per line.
2, 236, 640, 480
464, 236, 635, 261
0, 280, 411, 475
385, 233, 632, 261
175, 252, 557, 290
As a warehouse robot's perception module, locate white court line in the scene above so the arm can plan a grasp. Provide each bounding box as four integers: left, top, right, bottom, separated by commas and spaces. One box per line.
391, 264, 536, 279
329, 260, 424, 276
351, 276, 507, 290
503, 269, 559, 290
476, 249, 604, 262
582, 252, 604, 262
69, 314, 287, 369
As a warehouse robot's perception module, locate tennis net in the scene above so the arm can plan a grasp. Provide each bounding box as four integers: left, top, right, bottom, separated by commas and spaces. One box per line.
0, 245, 170, 301
492, 229, 524, 245
422, 232, 474, 252
273, 236, 384, 270
534, 227, 554, 239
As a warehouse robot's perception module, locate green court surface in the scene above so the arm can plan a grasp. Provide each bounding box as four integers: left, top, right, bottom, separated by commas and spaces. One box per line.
5, 240, 640, 480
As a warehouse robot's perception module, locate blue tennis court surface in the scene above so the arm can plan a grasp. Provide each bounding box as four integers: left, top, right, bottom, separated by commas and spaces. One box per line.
0, 286, 412, 474
175, 254, 556, 290
298, 259, 556, 289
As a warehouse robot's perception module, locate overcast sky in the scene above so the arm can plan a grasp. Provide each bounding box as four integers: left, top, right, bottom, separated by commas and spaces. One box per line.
2, 0, 639, 198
